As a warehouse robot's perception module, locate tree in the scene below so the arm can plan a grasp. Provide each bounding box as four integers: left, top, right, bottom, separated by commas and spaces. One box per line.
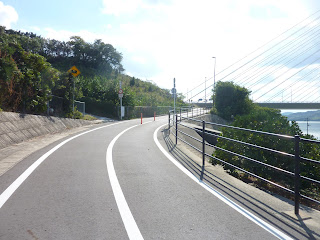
0, 33, 59, 113
214, 105, 320, 197
1, 27, 187, 117
130, 77, 135, 86
214, 81, 253, 120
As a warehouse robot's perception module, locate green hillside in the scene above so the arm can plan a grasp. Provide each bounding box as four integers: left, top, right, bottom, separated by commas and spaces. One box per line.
286, 110, 320, 121
0, 26, 185, 118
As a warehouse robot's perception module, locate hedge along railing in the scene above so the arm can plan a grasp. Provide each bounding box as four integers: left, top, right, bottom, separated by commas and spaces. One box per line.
168, 112, 320, 215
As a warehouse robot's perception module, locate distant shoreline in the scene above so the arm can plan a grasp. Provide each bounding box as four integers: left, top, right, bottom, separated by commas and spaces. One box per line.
282, 110, 320, 121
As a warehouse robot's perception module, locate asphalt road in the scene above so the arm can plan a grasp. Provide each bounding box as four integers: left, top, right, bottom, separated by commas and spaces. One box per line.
0, 115, 293, 239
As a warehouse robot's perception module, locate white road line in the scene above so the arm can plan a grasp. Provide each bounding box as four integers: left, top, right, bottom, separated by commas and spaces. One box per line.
106, 122, 154, 240
153, 124, 293, 240
0, 121, 125, 209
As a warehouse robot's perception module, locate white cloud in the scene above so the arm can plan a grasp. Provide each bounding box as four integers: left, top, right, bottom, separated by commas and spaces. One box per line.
21, 0, 316, 101
100, 0, 314, 98
30, 26, 40, 32
43, 28, 117, 44
102, 0, 142, 16
0, 1, 18, 28
101, 0, 170, 16
131, 56, 147, 64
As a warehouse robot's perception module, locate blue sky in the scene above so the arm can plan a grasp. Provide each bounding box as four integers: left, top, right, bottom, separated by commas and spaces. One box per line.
1, 0, 320, 101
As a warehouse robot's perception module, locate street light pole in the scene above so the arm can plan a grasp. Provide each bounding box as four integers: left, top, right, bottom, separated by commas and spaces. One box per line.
212, 57, 216, 90
205, 77, 207, 103
173, 78, 176, 116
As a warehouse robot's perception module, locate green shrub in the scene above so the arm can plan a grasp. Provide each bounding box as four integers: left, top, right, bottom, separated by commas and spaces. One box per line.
65, 109, 83, 119
83, 115, 97, 121
210, 107, 217, 115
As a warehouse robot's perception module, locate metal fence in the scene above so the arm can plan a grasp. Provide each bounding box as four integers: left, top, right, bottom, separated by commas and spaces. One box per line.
168, 109, 320, 215
74, 100, 85, 116
120, 106, 175, 120
48, 95, 64, 116
48, 95, 86, 117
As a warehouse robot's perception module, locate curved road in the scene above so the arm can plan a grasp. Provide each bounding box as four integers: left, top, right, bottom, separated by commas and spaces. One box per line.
0, 115, 292, 239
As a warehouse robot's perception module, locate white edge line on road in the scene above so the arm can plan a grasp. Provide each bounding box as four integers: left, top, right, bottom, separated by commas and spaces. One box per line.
153, 124, 293, 240
0, 121, 125, 209
106, 122, 154, 240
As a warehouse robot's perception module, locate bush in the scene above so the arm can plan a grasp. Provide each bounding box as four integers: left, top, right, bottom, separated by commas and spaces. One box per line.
210, 107, 217, 115
65, 109, 83, 119
83, 115, 97, 121
213, 106, 320, 203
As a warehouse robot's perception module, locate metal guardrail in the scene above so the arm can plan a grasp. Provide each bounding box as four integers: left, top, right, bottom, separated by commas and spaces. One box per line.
121, 106, 174, 120
168, 110, 320, 215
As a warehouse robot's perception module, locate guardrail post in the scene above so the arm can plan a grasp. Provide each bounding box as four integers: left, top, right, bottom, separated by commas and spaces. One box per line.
294, 135, 301, 215
175, 114, 178, 145
180, 108, 182, 122
201, 120, 205, 180
168, 111, 170, 130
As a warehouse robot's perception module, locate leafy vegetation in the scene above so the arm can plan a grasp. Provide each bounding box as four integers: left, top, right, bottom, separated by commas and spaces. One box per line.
82, 115, 98, 121
0, 26, 184, 117
212, 81, 320, 205
213, 81, 253, 120
0, 31, 59, 113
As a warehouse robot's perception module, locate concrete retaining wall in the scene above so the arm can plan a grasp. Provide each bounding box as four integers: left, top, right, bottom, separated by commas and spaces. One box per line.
0, 112, 94, 150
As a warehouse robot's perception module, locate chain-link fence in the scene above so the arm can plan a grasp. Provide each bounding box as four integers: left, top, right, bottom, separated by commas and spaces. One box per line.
48, 96, 177, 120
48, 95, 85, 117
48, 95, 64, 116
74, 100, 85, 116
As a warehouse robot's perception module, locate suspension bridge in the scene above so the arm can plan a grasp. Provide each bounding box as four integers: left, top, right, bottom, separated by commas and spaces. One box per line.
186, 11, 320, 110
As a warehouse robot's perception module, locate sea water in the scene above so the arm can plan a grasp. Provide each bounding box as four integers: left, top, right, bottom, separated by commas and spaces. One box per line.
296, 121, 320, 139
280, 109, 320, 139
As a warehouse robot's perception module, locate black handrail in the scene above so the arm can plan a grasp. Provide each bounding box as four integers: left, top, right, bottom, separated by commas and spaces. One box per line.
182, 116, 295, 140
169, 111, 320, 215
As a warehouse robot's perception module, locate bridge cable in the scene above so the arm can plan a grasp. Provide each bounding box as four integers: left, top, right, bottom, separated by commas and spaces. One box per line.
254, 51, 320, 101
266, 66, 320, 102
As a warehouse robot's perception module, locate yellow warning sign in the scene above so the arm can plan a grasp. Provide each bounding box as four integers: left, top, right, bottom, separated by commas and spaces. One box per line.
68, 66, 81, 77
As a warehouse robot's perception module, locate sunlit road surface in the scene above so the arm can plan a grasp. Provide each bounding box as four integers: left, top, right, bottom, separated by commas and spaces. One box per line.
0, 113, 295, 239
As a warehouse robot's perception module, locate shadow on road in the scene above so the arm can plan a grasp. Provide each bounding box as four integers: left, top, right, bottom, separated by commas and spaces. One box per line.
162, 127, 319, 240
